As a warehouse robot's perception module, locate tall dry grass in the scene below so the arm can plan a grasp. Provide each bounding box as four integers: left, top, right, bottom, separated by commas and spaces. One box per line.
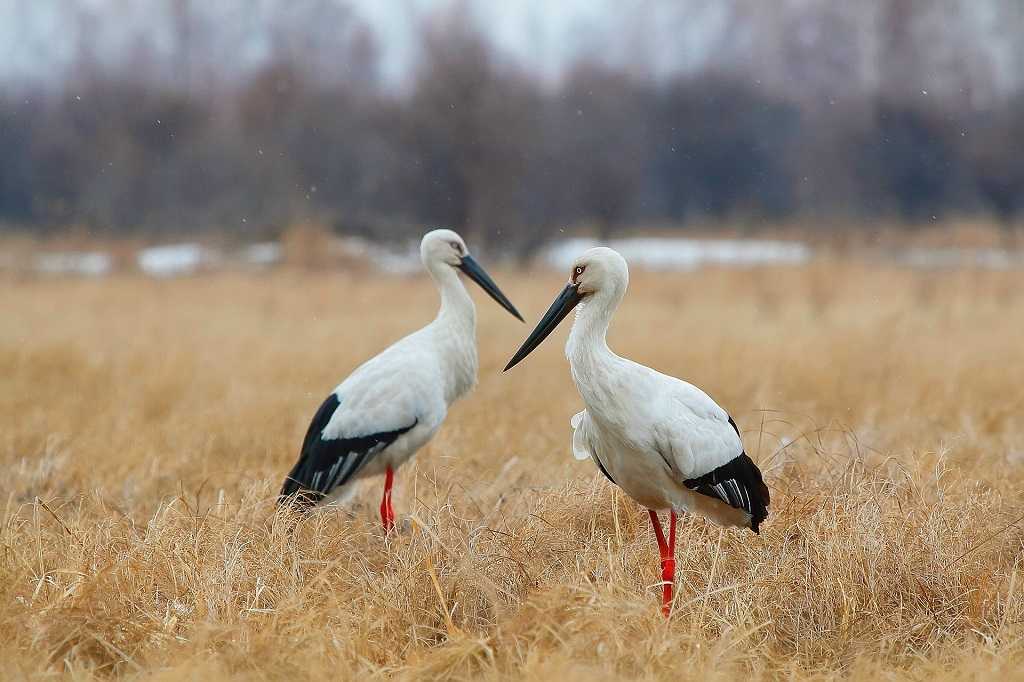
1, 262, 1023, 680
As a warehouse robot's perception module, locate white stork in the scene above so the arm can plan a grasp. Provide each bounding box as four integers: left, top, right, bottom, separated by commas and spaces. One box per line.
504, 247, 769, 615
279, 229, 523, 532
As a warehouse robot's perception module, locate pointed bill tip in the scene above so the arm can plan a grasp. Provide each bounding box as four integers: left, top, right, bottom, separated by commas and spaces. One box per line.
458, 255, 523, 322
502, 352, 524, 372
501, 283, 583, 373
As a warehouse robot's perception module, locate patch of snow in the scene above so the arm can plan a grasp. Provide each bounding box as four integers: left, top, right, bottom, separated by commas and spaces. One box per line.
335, 236, 373, 259
240, 241, 281, 267
371, 250, 422, 275
543, 237, 812, 271
337, 237, 422, 274
896, 247, 1022, 270
34, 251, 112, 276
137, 243, 217, 278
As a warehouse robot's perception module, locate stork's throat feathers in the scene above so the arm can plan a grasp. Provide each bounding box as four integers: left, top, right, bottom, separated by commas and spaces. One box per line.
566, 294, 616, 366
437, 268, 476, 317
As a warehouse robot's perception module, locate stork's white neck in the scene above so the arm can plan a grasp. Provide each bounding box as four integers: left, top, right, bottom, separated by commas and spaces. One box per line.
427, 261, 477, 403
565, 288, 631, 427
566, 290, 619, 373
431, 263, 475, 329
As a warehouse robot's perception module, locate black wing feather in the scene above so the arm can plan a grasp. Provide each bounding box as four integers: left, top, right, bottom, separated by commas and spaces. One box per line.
591, 453, 616, 485
683, 417, 770, 533
278, 394, 418, 510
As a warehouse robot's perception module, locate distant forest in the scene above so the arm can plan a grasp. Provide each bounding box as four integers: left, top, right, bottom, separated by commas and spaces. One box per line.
1, 1, 1023, 253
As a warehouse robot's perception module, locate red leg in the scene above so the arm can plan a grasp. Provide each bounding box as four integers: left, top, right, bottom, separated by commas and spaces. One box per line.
666, 510, 677, 611
648, 509, 675, 617
669, 509, 677, 555
380, 466, 395, 534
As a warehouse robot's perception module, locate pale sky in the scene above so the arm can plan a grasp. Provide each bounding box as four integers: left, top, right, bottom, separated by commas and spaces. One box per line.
0, 0, 1019, 97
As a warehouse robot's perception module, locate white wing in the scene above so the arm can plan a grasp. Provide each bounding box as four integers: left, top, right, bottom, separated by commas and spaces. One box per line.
324, 331, 447, 440
652, 375, 744, 480
647, 373, 769, 530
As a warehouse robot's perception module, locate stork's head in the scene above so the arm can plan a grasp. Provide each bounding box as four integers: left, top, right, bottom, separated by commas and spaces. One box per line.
504, 247, 629, 372
570, 247, 629, 300
420, 228, 468, 267
420, 228, 523, 321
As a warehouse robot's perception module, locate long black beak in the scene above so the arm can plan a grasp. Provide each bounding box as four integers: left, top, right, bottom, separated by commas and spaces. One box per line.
503, 283, 583, 371
458, 254, 524, 322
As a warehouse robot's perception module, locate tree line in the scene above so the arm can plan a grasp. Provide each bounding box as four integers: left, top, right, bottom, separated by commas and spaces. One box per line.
1, 1, 1022, 254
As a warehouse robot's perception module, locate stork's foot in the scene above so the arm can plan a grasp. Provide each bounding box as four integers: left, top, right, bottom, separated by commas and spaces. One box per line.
380, 515, 413, 537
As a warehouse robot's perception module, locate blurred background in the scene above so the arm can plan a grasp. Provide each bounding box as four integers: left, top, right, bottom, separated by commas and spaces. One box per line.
1, 0, 1023, 272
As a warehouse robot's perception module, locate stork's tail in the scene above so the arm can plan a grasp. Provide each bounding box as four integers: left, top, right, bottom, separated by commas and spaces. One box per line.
277, 477, 324, 512
684, 453, 770, 533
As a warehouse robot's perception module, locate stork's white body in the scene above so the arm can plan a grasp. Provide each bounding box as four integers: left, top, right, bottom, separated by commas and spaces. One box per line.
568, 355, 749, 528
564, 254, 761, 529
503, 246, 767, 531
503, 246, 767, 613
279, 229, 522, 522
318, 271, 478, 498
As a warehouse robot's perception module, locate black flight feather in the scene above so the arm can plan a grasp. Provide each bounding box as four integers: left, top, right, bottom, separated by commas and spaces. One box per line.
278, 394, 418, 510
591, 453, 616, 485
683, 416, 770, 533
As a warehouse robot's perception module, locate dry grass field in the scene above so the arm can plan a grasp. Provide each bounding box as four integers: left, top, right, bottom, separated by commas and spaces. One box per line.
2, 261, 1024, 680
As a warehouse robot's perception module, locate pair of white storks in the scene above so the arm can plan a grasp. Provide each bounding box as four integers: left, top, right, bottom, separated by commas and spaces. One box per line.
278, 230, 769, 615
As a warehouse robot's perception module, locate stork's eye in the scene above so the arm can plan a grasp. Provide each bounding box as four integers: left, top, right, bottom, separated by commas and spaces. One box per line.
574, 266, 585, 277
450, 241, 462, 253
